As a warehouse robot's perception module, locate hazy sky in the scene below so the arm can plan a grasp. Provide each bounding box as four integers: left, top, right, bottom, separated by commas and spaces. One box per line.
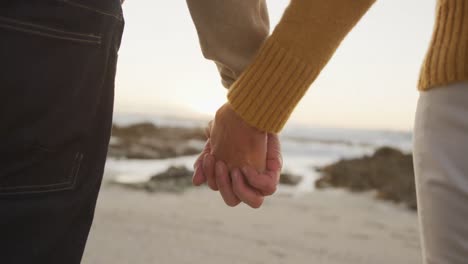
115, 0, 437, 131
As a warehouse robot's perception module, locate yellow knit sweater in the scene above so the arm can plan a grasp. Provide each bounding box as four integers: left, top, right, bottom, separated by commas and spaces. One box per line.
227, 0, 468, 133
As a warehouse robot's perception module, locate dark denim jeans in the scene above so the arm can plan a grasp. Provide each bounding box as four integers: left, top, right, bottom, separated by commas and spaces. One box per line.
0, 1, 124, 263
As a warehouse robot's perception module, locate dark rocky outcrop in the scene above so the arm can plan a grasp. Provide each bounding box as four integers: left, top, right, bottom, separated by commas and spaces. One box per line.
145, 166, 194, 193
112, 166, 194, 193
109, 123, 205, 159
280, 172, 303, 186
315, 147, 416, 210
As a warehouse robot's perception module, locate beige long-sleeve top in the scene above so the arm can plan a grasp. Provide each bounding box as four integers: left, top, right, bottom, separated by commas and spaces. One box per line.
187, 0, 468, 133
186, 0, 270, 88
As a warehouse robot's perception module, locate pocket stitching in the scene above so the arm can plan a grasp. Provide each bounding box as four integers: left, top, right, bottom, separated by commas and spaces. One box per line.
59, 0, 123, 21
0, 152, 84, 194
0, 15, 101, 45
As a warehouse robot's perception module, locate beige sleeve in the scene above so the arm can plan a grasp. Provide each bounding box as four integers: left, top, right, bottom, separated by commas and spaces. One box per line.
186, 0, 270, 88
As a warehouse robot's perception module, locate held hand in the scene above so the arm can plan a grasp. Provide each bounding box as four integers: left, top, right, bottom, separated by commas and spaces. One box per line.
192, 103, 282, 208
211, 133, 282, 208
193, 134, 282, 208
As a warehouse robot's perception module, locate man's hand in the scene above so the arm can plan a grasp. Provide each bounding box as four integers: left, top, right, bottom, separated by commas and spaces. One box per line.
192, 103, 282, 208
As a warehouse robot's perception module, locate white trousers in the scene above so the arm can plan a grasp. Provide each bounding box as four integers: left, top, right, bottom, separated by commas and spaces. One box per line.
414, 82, 468, 264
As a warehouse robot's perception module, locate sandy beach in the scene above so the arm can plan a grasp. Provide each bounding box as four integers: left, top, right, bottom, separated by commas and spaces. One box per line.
82, 181, 421, 264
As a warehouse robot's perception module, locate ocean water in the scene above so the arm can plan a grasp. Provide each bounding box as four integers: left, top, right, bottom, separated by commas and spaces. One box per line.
105, 114, 412, 194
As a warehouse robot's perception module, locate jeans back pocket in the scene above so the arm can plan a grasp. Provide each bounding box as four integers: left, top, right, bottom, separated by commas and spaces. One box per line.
0, 4, 104, 195
0, 144, 84, 195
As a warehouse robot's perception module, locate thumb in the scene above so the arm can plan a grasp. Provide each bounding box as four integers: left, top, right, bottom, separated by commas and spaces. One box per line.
204, 120, 213, 139
192, 139, 211, 186
266, 133, 282, 172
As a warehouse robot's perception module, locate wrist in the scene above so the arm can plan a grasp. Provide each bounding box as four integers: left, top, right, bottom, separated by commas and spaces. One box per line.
217, 103, 265, 135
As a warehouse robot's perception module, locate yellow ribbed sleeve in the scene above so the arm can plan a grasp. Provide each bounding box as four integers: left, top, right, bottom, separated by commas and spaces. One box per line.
419, 0, 468, 90
228, 0, 376, 133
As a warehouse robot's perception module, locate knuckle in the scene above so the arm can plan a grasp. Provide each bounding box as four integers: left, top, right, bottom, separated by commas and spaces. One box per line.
250, 177, 266, 189
217, 178, 228, 189
208, 182, 218, 191
204, 168, 214, 179
232, 179, 242, 193
250, 202, 262, 209
226, 200, 239, 207
261, 181, 271, 191
263, 188, 273, 196
267, 183, 277, 195
215, 170, 225, 180
249, 198, 263, 209
253, 179, 276, 195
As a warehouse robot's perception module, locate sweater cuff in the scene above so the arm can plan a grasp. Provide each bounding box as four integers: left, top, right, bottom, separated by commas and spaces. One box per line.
227, 38, 317, 133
